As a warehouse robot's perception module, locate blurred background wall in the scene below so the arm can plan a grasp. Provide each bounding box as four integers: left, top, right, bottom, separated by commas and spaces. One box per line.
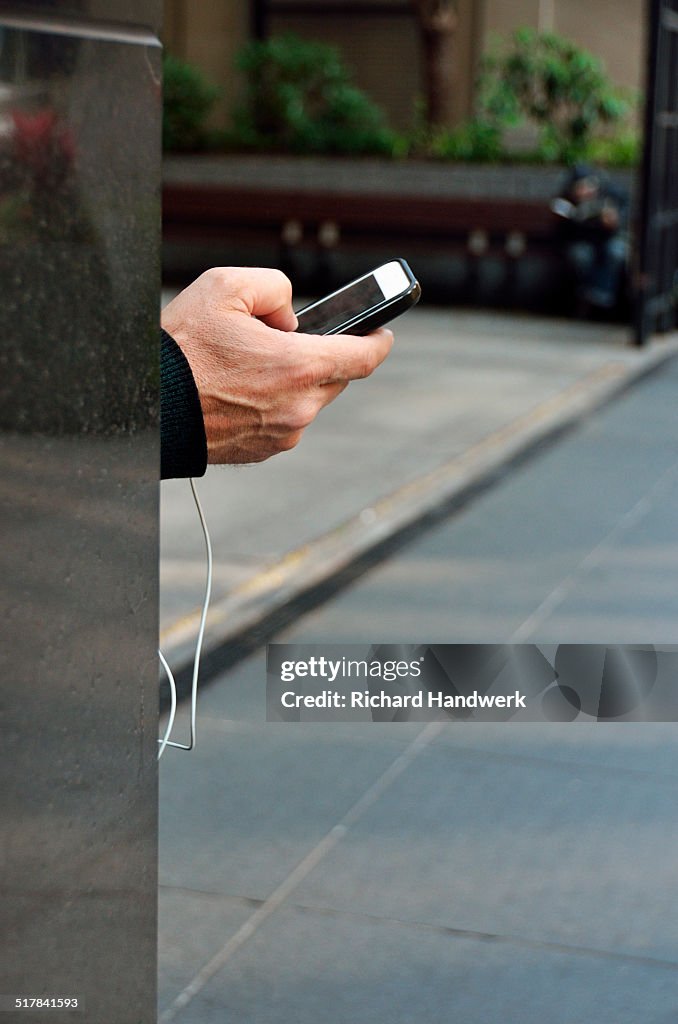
162, 0, 644, 132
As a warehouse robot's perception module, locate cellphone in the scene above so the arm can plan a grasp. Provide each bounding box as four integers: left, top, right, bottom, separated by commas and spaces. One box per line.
295, 258, 421, 336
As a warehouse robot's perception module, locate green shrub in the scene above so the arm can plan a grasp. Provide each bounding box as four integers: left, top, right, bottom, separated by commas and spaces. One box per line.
428, 119, 503, 162
478, 28, 632, 164
585, 129, 642, 167
230, 34, 398, 155
163, 52, 220, 152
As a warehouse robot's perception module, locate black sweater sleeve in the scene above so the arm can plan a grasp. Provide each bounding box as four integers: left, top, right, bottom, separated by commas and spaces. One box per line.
160, 329, 208, 479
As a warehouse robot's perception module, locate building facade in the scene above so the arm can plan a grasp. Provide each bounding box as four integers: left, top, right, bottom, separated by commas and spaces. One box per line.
163, 0, 645, 131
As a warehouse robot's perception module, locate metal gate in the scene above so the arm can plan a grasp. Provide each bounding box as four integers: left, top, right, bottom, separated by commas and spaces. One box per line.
634, 0, 678, 344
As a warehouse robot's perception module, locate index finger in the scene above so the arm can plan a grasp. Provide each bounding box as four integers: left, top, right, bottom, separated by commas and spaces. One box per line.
225, 267, 298, 331
299, 327, 394, 384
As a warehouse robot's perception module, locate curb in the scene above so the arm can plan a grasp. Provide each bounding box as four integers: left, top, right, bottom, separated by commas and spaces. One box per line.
161, 335, 678, 688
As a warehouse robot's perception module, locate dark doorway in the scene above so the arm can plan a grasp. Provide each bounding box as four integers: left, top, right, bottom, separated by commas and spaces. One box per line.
634, 0, 678, 344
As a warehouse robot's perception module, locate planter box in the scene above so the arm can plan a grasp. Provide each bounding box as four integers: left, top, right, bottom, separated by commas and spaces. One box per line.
164, 154, 636, 202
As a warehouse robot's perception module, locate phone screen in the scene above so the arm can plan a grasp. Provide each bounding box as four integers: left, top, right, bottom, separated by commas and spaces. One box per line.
296, 274, 386, 334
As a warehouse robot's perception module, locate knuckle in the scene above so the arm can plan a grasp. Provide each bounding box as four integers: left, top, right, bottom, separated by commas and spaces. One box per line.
287, 400, 316, 432
354, 356, 373, 380
203, 266, 234, 290
288, 361, 318, 392
279, 430, 303, 452
204, 265, 226, 282
271, 267, 293, 294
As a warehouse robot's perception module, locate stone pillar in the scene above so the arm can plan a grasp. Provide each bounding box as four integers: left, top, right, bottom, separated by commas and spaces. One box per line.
0, 3, 161, 1021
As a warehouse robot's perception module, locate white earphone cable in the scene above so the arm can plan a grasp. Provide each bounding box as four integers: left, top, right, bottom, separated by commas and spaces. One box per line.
157, 647, 177, 759
158, 477, 213, 758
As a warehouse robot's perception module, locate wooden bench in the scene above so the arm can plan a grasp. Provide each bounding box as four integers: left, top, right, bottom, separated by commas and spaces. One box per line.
162, 182, 563, 307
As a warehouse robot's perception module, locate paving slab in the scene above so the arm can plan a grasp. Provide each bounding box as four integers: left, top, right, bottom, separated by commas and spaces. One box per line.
290, 739, 678, 961
159, 710, 417, 899
158, 888, 256, 1016
430, 719, 678, 777
160, 644, 678, 1023
162, 899, 678, 1024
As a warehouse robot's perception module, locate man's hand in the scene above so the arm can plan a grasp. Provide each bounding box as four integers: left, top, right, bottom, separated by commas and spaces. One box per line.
161, 267, 393, 464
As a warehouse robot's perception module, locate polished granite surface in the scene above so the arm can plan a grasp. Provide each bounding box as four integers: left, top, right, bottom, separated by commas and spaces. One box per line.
0, 9, 160, 1022
0, 1, 161, 34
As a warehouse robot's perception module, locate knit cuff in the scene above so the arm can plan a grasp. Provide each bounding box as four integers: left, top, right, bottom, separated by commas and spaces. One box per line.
160, 329, 208, 479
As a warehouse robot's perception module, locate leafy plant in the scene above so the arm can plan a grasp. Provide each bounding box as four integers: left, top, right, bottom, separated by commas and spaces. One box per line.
230, 34, 398, 155
478, 28, 632, 164
162, 52, 220, 152
586, 129, 642, 167
428, 118, 503, 162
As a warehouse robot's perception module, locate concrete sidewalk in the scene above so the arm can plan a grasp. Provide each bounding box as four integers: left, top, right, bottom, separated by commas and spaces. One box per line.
160, 303, 678, 668
158, 353, 678, 1024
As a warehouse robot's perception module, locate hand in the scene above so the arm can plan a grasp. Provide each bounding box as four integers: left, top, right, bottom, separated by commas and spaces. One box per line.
161, 267, 394, 464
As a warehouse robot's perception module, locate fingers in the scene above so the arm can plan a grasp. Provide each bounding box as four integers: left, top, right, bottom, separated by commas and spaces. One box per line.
296, 327, 394, 385
230, 267, 298, 331
259, 305, 298, 332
